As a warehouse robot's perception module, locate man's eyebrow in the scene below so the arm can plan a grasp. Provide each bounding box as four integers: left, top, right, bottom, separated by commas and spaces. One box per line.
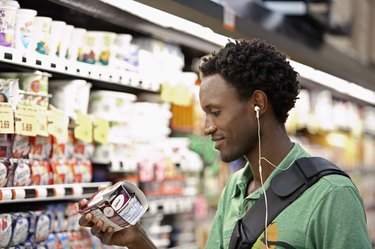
202, 104, 211, 110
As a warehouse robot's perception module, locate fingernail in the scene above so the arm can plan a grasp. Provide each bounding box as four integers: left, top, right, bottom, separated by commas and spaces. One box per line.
85, 213, 92, 220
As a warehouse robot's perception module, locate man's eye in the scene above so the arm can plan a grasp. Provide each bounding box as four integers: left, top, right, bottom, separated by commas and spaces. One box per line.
211, 111, 220, 117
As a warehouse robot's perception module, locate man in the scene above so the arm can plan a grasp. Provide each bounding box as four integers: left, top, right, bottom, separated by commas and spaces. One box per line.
79, 39, 372, 248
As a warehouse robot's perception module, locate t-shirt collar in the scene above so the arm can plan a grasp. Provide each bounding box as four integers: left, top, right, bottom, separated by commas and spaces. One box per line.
231, 143, 308, 199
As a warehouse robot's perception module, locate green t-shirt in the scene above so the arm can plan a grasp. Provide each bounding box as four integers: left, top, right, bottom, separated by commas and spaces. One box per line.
205, 143, 372, 249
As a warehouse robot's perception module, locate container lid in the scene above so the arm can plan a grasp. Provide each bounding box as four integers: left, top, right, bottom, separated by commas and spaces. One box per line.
73, 27, 87, 32
3, 0, 19, 9
90, 90, 137, 102
115, 34, 133, 44
51, 20, 66, 25
16, 8, 37, 16
34, 16, 52, 22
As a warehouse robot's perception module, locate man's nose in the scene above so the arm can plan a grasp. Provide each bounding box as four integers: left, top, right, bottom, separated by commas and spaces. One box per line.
204, 116, 216, 136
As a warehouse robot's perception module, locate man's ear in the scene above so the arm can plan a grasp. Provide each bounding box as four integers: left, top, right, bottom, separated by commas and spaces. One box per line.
251, 90, 268, 114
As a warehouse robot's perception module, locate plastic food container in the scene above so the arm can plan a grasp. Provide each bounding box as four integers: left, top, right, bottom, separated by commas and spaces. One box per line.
14, 8, 37, 51
78, 31, 116, 65
79, 180, 148, 231
48, 20, 66, 57
78, 31, 102, 64
66, 27, 86, 60
49, 79, 92, 117
56, 24, 73, 58
19, 71, 51, 94
99, 31, 116, 65
89, 90, 136, 119
0, 1, 19, 47
30, 16, 52, 55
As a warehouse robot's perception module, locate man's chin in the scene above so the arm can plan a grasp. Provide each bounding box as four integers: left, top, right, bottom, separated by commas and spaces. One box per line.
220, 153, 243, 163
220, 154, 237, 163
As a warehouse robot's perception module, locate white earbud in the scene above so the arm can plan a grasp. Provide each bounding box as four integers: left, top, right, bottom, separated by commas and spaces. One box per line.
254, 106, 260, 118
255, 103, 268, 247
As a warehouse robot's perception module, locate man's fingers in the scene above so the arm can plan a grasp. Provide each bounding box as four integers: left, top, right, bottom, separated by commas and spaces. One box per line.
79, 212, 93, 227
79, 199, 88, 209
101, 226, 114, 245
98, 185, 107, 191
91, 219, 104, 236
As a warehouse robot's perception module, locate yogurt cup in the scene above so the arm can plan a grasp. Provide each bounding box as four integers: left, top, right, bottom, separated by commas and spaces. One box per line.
0, 2, 18, 47
56, 24, 73, 58
30, 16, 52, 55
48, 20, 66, 57
14, 8, 37, 51
66, 27, 86, 60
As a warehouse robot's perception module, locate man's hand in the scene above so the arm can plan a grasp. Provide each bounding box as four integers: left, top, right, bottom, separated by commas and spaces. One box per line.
78, 194, 157, 248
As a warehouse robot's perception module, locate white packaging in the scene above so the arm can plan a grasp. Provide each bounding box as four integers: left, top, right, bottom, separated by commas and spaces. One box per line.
111, 34, 132, 62
0, 77, 20, 108
48, 20, 66, 57
30, 16, 52, 55
0, 1, 18, 47
0, 214, 12, 247
49, 79, 92, 117
78, 31, 103, 64
89, 90, 136, 119
78, 31, 116, 65
66, 27, 86, 61
79, 180, 148, 232
56, 24, 73, 58
14, 8, 37, 51
99, 31, 116, 65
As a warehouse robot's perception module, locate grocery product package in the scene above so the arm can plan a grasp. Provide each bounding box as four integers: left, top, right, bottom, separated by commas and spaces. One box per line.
79, 180, 148, 232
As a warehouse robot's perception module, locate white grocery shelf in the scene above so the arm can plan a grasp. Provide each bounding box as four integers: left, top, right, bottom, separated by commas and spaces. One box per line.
0, 181, 111, 204
0, 46, 159, 92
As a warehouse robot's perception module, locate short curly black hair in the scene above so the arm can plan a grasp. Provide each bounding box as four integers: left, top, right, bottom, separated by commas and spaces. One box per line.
199, 39, 300, 124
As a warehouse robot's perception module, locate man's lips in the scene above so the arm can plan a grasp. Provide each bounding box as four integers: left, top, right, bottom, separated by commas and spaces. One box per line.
212, 137, 225, 149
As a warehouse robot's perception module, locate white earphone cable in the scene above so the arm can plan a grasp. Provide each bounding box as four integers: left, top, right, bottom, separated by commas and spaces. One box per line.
256, 109, 269, 248
260, 145, 300, 172
256, 108, 300, 248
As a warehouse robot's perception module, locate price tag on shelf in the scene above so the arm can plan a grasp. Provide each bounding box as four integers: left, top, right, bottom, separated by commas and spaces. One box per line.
0, 189, 12, 201
48, 105, 69, 141
36, 107, 48, 137
72, 185, 83, 196
74, 113, 93, 143
15, 106, 38, 136
54, 185, 65, 197
93, 116, 109, 144
161, 82, 192, 106
12, 188, 26, 200
0, 103, 14, 134
35, 186, 47, 198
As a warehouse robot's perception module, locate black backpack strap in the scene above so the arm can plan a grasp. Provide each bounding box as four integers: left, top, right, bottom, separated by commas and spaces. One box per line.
229, 157, 349, 249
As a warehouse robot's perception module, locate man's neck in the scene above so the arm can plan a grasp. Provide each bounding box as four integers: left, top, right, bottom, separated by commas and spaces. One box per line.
247, 127, 293, 195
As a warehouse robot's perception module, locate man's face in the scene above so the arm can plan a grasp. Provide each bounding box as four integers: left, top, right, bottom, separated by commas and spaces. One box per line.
199, 74, 257, 162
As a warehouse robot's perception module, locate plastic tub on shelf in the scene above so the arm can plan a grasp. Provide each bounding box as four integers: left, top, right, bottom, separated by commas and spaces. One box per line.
14, 8, 37, 51
49, 79, 92, 117
100, 31, 116, 65
30, 16, 52, 55
66, 27, 86, 61
78, 31, 116, 65
0, 1, 19, 47
56, 24, 73, 59
88, 90, 137, 119
48, 20, 66, 57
